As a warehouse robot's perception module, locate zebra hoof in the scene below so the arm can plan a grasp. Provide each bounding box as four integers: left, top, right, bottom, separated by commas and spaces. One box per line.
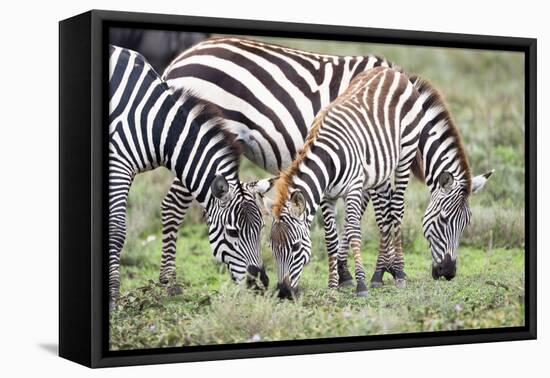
338, 279, 354, 288
337, 264, 354, 288
395, 278, 407, 289
356, 280, 368, 297
370, 270, 384, 288
109, 299, 117, 312
370, 280, 384, 289
167, 284, 183, 296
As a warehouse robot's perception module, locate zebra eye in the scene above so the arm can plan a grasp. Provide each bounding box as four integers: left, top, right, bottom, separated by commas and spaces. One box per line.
291, 241, 302, 252
226, 227, 239, 238
440, 214, 448, 224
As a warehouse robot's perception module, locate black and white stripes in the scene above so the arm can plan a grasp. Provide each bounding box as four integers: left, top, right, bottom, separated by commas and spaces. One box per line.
269, 67, 426, 297
108, 45, 271, 306
163, 38, 395, 172
160, 37, 394, 287
408, 76, 493, 280
110, 37, 493, 300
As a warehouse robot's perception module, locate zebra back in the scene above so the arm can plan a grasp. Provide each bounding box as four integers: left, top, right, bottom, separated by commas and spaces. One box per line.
162, 37, 396, 173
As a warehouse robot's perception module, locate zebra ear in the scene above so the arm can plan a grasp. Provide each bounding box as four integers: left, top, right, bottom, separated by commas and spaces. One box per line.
289, 191, 306, 218
211, 175, 233, 202
438, 171, 454, 190
472, 169, 494, 193
252, 176, 278, 195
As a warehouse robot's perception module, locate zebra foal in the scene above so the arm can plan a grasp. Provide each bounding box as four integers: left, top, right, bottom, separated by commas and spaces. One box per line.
267, 67, 425, 298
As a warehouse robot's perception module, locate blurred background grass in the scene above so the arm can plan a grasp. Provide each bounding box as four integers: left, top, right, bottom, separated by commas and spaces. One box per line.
112, 35, 525, 349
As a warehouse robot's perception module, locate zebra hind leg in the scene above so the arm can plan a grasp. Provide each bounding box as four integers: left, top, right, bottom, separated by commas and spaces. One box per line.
388, 227, 406, 288
370, 234, 392, 288
336, 236, 353, 288
370, 270, 385, 288
369, 182, 393, 289
388, 158, 413, 289
159, 179, 192, 296
344, 189, 368, 297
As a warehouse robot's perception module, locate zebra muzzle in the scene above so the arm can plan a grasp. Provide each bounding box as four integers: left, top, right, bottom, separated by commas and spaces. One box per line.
246, 265, 269, 291
432, 254, 457, 280
276, 276, 297, 300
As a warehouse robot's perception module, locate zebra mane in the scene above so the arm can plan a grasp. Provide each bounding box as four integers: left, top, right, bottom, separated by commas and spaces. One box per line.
170, 88, 243, 160
409, 76, 472, 194
272, 107, 328, 219
272, 67, 388, 219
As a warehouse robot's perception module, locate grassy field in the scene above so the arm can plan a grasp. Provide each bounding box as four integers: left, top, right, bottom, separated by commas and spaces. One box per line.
110, 37, 525, 350
111, 203, 524, 350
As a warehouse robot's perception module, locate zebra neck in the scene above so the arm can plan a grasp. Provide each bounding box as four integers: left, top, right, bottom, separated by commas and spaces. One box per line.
146, 90, 240, 206
188, 156, 240, 209
291, 155, 333, 221
418, 128, 471, 193
166, 106, 240, 206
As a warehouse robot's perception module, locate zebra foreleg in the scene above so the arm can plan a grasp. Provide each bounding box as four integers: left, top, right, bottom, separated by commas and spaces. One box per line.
159, 178, 192, 295
344, 186, 368, 297
108, 168, 134, 310
320, 198, 340, 289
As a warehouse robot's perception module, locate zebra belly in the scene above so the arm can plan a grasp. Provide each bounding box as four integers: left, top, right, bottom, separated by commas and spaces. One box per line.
361, 156, 397, 190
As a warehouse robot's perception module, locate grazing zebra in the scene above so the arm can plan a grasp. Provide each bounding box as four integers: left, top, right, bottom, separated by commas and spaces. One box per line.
362, 75, 494, 288
268, 67, 426, 298
405, 75, 493, 281
268, 67, 493, 298
159, 37, 395, 288
108, 45, 272, 306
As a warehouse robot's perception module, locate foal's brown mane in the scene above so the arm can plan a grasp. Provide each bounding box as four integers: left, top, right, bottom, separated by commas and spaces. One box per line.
272, 107, 327, 219
272, 68, 390, 219
271, 70, 380, 219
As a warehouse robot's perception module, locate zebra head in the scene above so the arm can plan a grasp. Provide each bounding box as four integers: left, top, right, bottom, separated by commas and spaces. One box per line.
422, 170, 494, 280
206, 175, 275, 290
267, 190, 312, 299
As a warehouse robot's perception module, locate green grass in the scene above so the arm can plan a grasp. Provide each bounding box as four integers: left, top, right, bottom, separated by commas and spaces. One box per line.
111, 222, 524, 350
109, 38, 525, 350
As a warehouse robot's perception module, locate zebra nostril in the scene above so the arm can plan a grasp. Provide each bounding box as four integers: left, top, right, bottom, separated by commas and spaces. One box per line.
276, 282, 295, 300
432, 263, 443, 279
432, 255, 456, 280
246, 265, 260, 277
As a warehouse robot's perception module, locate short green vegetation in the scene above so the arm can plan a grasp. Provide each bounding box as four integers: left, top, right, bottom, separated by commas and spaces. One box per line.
111, 220, 524, 350
110, 39, 525, 350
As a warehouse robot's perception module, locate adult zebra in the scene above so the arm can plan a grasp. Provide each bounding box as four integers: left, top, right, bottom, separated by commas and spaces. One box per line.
159, 37, 394, 288
268, 67, 493, 298
108, 45, 272, 307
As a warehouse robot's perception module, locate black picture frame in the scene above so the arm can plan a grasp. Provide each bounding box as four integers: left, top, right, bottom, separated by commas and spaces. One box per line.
59, 9, 537, 368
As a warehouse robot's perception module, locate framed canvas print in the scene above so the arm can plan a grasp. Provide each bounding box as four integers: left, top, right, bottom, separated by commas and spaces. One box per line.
59, 9, 536, 368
